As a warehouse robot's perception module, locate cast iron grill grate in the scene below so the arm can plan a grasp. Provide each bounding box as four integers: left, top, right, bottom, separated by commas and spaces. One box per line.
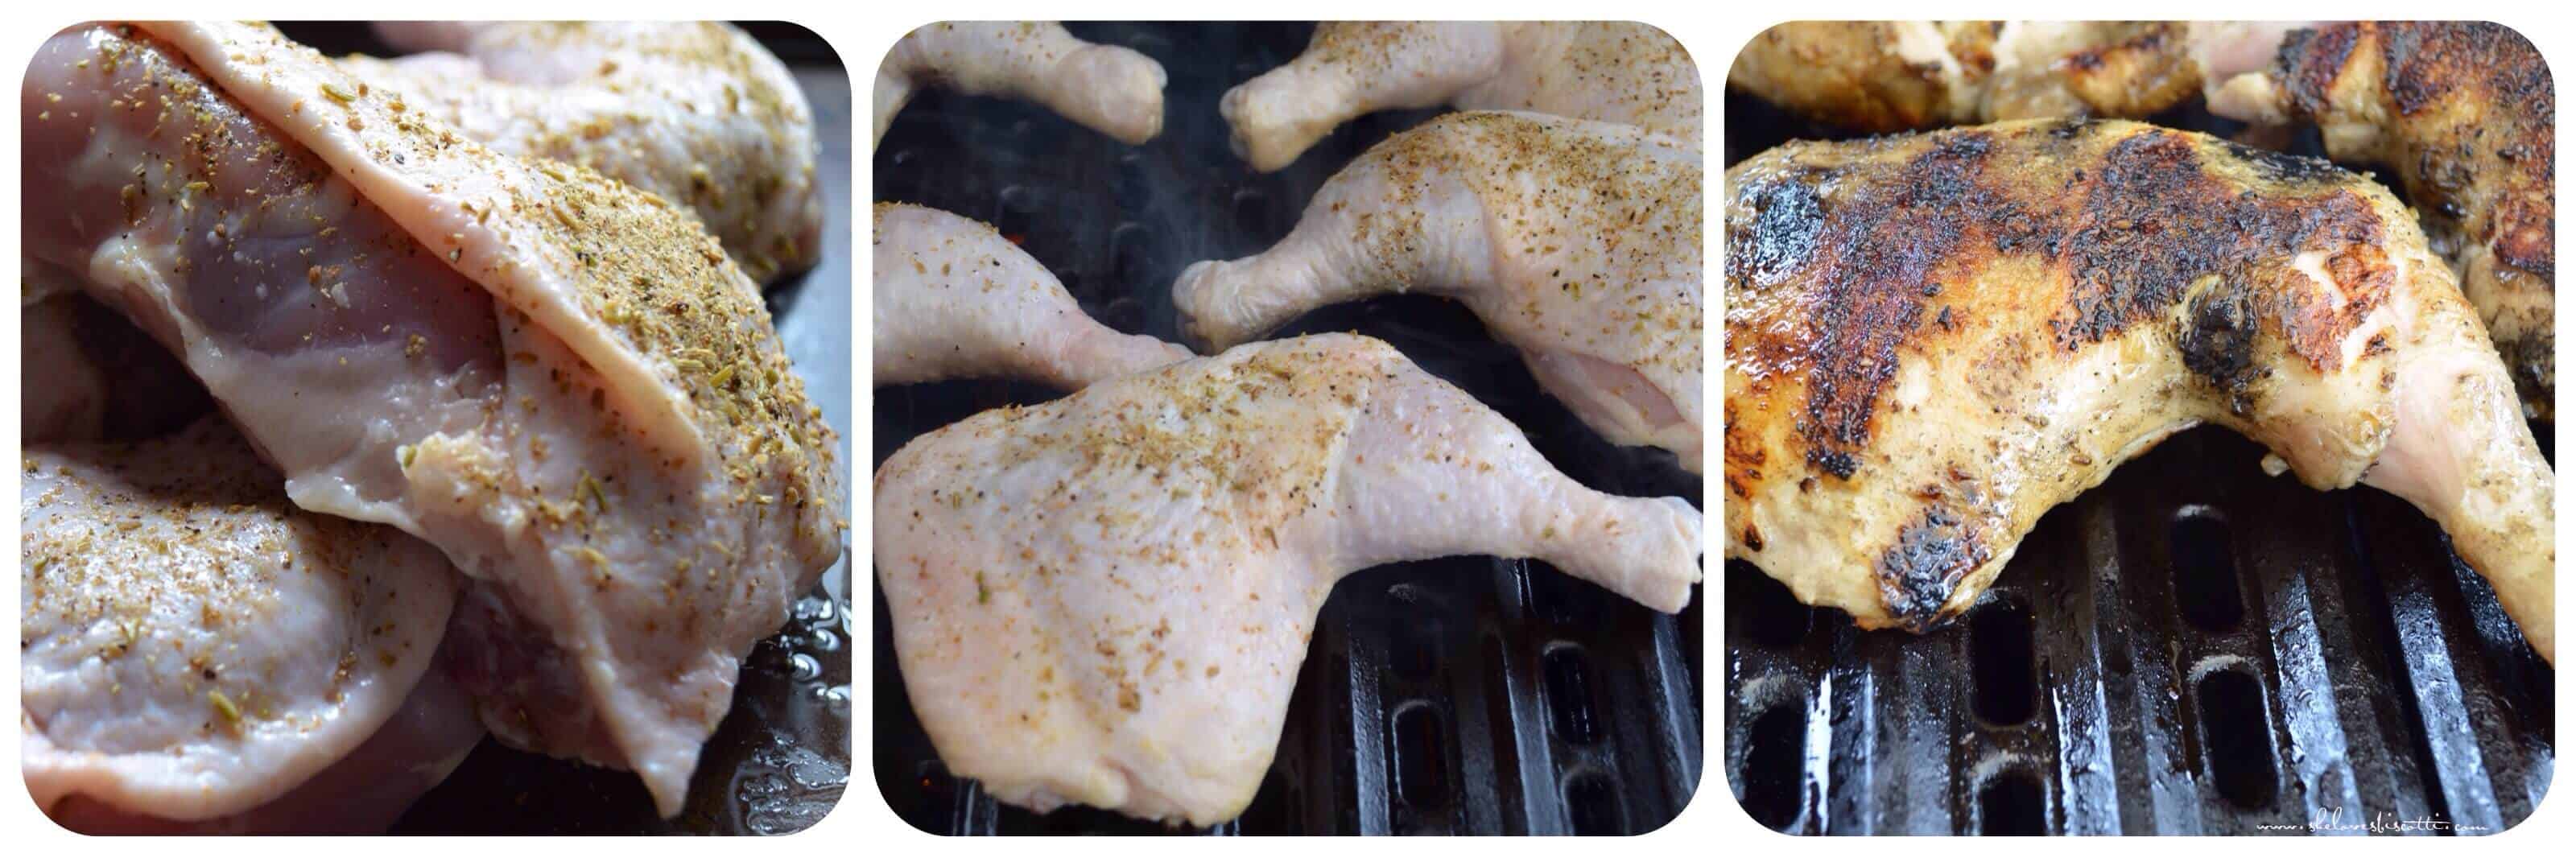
872, 22, 1703, 835
1720, 89, 2555, 836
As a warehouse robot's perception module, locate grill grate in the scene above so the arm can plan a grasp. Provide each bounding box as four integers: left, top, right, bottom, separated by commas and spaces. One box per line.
1720, 89, 2555, 835
872, 22, 1703, 835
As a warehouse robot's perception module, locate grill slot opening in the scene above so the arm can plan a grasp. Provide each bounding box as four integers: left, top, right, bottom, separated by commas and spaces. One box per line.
2171, 507, 2247, 632
1231, 186, 1279, 237
2195, 667, 2281, 810
1738, 700, 1806, 831
1969, 595, 2038, 727
1728, 559, 1811, 649
1108, 222, 1160, 296
1975, 766, 2048, 835
1563, 769, 1627, 835
1392, 702, 1453, 810
1542, 644, 1600, 745
1387, 587, 1439, 682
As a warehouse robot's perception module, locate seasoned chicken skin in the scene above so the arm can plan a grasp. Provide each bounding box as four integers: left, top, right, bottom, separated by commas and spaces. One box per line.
1221, 22, 1701, 171
873, 202, 1187, 389
877, 334, 1703, 824
1176, 111, 1703, 468
22, 419, 464, 827
2207, 22, 2556, 419
1724, 120, 2553, 662
336, 22, 824, 282
22, 23, 844, 813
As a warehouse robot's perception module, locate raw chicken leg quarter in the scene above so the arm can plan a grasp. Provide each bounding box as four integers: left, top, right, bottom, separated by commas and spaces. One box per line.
22, 22, 845, 814
1176, 110, 1704, 470
1221, 22, 1702, 171
339, 21, 825, 282
23, 419, 464, 827
875, 333, 1703, 824
873, 202, 1188, 389
875, 22, 1166, 149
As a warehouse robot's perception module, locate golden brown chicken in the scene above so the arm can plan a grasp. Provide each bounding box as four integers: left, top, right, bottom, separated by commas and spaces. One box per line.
2207, 22, 2556, 419
1723, 119, 2554, 662
1728, 22, 2305, 132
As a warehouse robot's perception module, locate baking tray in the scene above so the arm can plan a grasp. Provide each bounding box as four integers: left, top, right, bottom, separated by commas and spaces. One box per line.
870, 21, 1704, 835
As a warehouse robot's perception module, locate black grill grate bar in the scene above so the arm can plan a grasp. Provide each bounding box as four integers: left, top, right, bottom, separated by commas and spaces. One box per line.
1723, 428, 2553, 835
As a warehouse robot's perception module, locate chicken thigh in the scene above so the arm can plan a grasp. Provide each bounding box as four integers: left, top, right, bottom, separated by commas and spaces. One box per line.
873, 202, 1187, 389
2205, 22, 2556, 419
23, 418, 468, 829
874, 22, 1165, 149
1221, 22, 1701, 171
1176, 110, 1703, 469
336, 22, 824, 282
1724, 119, 2553, 662
877, 333, 1702, 824
22, 22, 844, 813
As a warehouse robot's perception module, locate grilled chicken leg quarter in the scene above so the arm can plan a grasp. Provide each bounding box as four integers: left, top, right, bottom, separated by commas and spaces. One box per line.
2207, 22, 2557, 419
877, 333, 1703, 824
1723, 120, 2554, 662
23, 419, 482, 832
1726, 22, 2309, 133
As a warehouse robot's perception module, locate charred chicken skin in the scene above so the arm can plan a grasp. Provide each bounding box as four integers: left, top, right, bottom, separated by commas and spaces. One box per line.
1723, 119, 2554, 662
2208, 22, 2557, 419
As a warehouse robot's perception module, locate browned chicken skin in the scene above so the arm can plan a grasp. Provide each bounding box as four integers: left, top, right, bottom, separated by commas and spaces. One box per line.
2209, 22, 2556, 419
1726, 22, 2227, 133
1724, 119, 2554, 662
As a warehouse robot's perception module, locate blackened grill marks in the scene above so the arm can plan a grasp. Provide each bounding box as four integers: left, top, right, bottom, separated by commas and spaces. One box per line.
2377, 23, 2552, 126
2279, 23, 2554, 283
2277, 24, 2359, 119
2377, 23, 2555, 282
2051, 130, 2387, 378
1792, 132, 1996, 478
2178, 287, 2260, 413
1725, 170, 1824, 289
2379, 23, 2449, 115
1875, 505, 1987, 631
2221, 140, 2347, 186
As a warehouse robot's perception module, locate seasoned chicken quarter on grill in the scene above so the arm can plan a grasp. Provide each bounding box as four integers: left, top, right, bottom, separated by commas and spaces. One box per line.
1723, 119, 2553, 662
